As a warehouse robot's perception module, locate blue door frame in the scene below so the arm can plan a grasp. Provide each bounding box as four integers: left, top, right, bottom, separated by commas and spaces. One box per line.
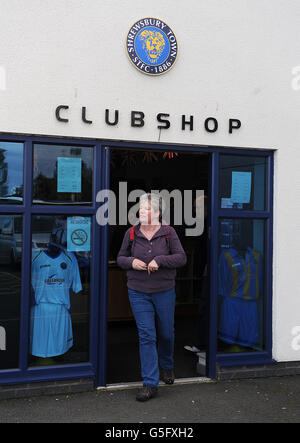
0, 134, 274, 387
99, 142, 274, 383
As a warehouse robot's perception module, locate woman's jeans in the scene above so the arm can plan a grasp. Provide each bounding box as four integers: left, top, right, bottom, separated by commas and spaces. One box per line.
128, 288, 176, 388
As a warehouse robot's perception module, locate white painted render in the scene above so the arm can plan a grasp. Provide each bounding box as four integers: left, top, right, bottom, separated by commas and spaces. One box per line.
0, 0, 299, 362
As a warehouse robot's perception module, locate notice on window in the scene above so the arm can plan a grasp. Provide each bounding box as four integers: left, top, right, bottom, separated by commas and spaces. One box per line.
67, 217, 91, 252
230, 171, 252, 204
57, 157, 82, 193
221, 198, 243, 209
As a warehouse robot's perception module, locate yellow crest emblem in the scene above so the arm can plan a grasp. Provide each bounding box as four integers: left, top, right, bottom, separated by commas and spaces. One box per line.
139, 30, 166, 64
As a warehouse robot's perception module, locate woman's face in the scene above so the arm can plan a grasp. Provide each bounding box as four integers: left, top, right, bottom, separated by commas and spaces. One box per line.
139, 201, 159, 225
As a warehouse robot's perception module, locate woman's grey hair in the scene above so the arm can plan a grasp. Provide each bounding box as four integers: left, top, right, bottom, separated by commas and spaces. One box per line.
139, 193, 165, 215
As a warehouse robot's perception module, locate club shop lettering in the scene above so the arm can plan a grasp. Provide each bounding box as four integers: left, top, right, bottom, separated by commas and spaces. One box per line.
55, 106, 242, 134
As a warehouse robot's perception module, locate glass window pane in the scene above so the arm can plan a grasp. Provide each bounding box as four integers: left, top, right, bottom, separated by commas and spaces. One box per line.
218, 219, 266, 353
219, 155, 267, 211
0, 142, 23, 204
0, 215, 22, 369
29, 215, 92, 366
33, 144, 93, 205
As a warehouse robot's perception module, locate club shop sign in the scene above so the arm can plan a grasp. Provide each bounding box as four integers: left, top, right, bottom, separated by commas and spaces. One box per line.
55, 106, 241, 134
126, 18, 178, 76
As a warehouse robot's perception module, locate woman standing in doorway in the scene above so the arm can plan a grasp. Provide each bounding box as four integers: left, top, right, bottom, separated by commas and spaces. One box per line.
117, 193, 186, 402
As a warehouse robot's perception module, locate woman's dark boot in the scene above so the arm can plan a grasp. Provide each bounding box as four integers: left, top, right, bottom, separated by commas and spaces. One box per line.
136, 385, 158, 402
161, 369, 175, 385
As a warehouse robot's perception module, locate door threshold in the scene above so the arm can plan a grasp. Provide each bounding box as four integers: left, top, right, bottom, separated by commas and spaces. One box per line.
97, 377, 213, 391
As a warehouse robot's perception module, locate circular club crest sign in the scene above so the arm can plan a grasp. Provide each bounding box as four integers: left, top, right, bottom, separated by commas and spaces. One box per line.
126, 18, 178, 76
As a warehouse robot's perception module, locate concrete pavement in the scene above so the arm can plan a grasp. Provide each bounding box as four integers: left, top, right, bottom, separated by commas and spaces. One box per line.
0, 375, 300, 423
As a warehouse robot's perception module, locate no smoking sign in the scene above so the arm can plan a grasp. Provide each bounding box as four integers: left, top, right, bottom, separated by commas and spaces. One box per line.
67, 217, 91, 252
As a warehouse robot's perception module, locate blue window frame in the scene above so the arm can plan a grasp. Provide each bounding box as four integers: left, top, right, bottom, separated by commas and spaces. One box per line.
0, 134, 274, 386
0, 135, 102, 386
209, 151, 274, 375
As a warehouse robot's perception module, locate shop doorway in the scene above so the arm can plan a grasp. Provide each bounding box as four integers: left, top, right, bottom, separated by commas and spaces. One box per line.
106, 147, 210, 384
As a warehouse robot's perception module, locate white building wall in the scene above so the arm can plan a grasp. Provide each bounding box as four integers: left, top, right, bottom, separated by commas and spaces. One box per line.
0, 0, 300, 362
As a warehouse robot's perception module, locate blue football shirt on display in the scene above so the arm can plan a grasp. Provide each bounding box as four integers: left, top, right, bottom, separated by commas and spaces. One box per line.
30, 249, 82, 358
218, 247, 263, 347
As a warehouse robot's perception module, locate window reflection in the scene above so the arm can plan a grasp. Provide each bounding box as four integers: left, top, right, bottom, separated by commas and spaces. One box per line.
33, 144, 93, 205
0, 142, 23, 204
0, 215, 22, 369
29, 215, 91, 366
218, 219, 265, 353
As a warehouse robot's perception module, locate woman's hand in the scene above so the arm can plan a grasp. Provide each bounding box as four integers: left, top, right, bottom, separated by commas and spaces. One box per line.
132, 259, 148, 271
148, 259, 159, 275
